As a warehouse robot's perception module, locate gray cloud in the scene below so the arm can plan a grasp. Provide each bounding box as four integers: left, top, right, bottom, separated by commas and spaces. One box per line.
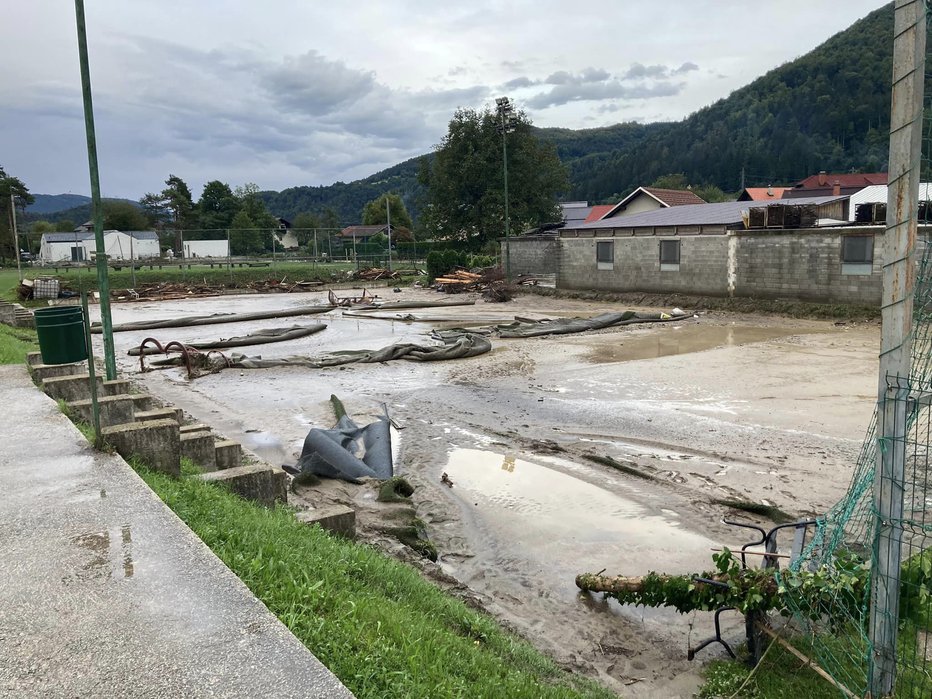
503, 76, 538, 89
673, 61, 699, 74
622, 62, 670, 80
264, 51, 377, 115
526, 81, 684, 109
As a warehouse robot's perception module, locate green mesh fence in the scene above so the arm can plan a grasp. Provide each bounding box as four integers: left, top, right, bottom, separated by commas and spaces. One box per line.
773, 8, 932, 695
777, 248, 932, 697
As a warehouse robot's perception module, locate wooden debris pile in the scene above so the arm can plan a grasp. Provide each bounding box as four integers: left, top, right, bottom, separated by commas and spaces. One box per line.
118, 281, 218, 301
246, 277, 323, 293
432, 267, 515, 302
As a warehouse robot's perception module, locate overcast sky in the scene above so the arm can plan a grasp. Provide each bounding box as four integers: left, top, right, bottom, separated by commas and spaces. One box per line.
1, 1, 884, 200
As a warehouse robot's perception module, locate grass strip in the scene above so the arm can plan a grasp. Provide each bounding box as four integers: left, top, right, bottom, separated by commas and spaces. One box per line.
0, 323, 38, 364
133, 464, 613, 699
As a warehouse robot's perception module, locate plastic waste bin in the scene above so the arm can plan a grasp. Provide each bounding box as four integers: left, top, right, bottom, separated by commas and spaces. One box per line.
34, 306, 88, 365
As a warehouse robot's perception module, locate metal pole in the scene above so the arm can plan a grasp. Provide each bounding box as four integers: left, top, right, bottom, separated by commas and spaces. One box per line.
869, 1, 925, 695
129, 233, 136, 288
227, 228, 232, 283
74, 0, 116, 380
501, 110, 512, 281
81, 291, 102, 449
10, 194, 22, 282
271, 228, 276, 268
386, 197, 392, 272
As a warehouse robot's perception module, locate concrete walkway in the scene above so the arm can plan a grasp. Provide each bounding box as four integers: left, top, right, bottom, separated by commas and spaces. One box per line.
0, 365, 353, 698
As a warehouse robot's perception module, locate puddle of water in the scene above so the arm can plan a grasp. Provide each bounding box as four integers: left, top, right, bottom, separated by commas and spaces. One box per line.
585, 325, 815, 364
70, 526, 134, 579
443, 448, 713, 571
241, 430, 287, 464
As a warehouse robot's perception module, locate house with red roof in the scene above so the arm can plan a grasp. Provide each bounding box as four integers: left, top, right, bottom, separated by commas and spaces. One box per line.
736, 186, 789, 201
783, 171, 887, 199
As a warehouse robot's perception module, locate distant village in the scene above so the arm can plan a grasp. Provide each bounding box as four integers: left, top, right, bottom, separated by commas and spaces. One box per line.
29, 169, 913, 308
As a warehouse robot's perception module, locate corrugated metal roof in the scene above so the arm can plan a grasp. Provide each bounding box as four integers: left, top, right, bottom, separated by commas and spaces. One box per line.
41, 232, 95, 243
121, 230, 160, 240
847, 184, 932, 220
570, 195, 847, 230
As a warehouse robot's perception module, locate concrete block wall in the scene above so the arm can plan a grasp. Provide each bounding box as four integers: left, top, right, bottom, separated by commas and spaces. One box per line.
557, 235, 729, 295
556, 226, 900, 305
500, 236, 559, 276
734, 229, 883, 304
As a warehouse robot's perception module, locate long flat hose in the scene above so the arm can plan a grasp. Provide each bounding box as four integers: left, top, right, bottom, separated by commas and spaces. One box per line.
92, 305, 335, 333
127, 324, 326, 355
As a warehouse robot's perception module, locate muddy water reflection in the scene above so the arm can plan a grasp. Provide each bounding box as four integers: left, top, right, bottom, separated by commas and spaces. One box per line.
585, 325, 814, 363
443, 448, 714, 602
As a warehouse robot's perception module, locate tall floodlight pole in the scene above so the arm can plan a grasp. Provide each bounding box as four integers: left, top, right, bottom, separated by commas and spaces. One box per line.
496, 97, 516, 280
869, 1, 926, 695
386, 196, 392, 272
74, 0, 116, 380
10, 194, 23, 282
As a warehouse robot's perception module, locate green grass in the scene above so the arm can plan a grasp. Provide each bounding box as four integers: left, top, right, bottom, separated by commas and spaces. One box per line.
0, 323, 37, 364
700, 624, 931, 699
132, 464, 613, 699
4, 261, 419, 294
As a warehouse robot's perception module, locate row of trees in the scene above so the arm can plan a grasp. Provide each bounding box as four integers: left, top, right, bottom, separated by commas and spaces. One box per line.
12, 98, 572, 258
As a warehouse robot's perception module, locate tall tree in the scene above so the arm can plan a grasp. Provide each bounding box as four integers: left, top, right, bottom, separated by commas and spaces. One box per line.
418, 106, 567, 248
361, 193, 413, 229
0, 165, 35, 259
197, 180, 238, 231
161, 174, 194, 251
233, 184, 277, 252
102, 200, 150, 231
320, 207, 341, 231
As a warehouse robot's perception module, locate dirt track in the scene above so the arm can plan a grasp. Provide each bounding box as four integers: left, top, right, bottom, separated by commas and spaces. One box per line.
100, 288, 879, 697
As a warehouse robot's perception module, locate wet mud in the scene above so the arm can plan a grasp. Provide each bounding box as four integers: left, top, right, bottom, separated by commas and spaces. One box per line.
100, 288, 879, 697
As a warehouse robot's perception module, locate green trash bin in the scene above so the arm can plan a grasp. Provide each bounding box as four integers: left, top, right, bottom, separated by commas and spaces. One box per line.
34, 306, 88, 365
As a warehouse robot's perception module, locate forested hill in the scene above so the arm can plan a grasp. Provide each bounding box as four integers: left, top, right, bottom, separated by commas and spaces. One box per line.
264, 2, 896, 220
553, 2, 897, 202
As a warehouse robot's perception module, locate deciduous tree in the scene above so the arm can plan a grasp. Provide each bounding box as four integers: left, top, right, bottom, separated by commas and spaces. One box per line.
362, 193, 413, 229
418, 106, 567, 248
0, 165, 35, 259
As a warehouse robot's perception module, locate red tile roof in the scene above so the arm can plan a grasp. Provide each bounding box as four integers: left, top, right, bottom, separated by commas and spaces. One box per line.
740, 187, 789, 201
583, 205, 614, 223
641, 187, 707, 206
795, 172, 887, 189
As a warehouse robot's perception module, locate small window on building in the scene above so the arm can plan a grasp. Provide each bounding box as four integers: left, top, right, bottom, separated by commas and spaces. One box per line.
596, 240, 614, 270
842, 235, 874, 275
659, 239, 680, 270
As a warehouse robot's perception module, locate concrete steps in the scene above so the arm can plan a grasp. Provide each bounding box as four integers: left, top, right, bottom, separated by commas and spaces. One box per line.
32, 355, 267, 505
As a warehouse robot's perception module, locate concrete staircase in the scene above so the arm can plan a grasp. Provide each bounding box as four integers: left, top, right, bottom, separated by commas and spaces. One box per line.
27, 351, 285, 507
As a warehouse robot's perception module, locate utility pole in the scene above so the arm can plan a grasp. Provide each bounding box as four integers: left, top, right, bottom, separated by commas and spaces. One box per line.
496, 97, 516, 280
10, 194, 22, 282
869, 1, 926, 696
74, 0, 116, 380
740, 167, 746, 192
386, 196, 392, 272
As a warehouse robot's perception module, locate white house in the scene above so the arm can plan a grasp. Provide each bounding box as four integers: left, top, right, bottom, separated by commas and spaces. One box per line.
183, 240, 230, 258
39, 232, 95, 262
104, 230, 160, 259
848, 183, 932, 221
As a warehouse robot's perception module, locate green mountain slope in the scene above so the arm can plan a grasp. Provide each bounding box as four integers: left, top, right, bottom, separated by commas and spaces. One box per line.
558, 2, 896, 202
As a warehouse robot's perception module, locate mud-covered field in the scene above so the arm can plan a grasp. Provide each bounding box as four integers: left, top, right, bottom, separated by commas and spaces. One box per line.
95, 288, 879, 697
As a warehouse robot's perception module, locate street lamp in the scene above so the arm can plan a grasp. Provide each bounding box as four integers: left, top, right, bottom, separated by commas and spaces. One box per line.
496, 96, 516, 280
